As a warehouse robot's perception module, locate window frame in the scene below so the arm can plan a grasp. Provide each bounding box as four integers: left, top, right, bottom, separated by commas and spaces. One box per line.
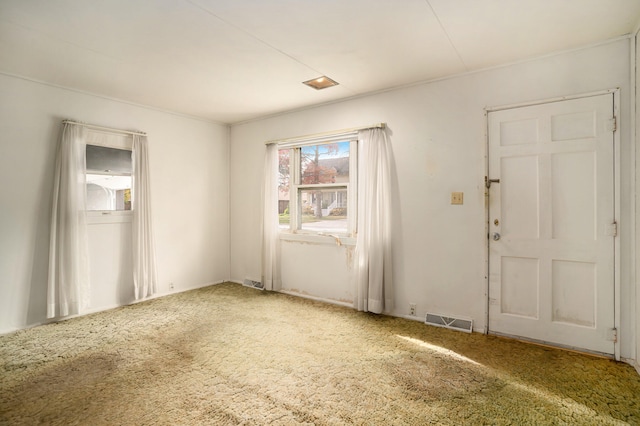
84, 130, 134, 224
278, 137, 358, 245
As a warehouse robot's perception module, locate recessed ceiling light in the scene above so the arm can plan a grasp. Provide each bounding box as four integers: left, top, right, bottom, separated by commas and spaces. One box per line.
303, 76, 339, 90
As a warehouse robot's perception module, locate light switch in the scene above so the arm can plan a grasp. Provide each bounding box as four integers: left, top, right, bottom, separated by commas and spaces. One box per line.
451, 192, 464, 205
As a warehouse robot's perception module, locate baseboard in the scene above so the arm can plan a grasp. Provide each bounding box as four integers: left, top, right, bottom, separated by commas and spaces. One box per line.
620, 357, 640, 375
0, 325, 31, 336
277, 289, 353, 308
131, 280, 225, 303
1, 280, 229, 336
233, 284, 485, 335
0, 306, 121, 337
398, 314, 425, 323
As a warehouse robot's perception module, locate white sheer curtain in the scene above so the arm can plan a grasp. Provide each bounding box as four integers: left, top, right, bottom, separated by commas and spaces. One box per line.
47, 123, 90, 318
132, 135, 158, 300
353, 128, 393, 314
261, 143, 281, 290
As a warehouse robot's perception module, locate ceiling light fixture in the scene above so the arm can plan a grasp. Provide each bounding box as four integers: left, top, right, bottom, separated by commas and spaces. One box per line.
303, 75, 339, 90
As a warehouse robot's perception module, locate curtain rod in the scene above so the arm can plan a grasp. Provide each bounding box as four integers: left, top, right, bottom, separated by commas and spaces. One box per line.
62, 120, 146, 137
265, 122, 386, 145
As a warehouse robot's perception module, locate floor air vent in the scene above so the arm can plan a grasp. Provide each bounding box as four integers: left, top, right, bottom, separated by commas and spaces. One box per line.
425, 313, 473, 333
242, 279, 264, 290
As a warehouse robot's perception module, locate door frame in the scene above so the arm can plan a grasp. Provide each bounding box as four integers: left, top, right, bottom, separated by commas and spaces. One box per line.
484, 89, 621, 360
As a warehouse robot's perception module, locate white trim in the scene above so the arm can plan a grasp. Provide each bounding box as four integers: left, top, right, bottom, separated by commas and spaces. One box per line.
483, 109, 490, 335
633, 29, 640, 370
489, 331, 615, 359
85, 129, 134, 151
140, 280, 228, 301
0, 70, 226, 126
276, 289, 353, 308
613, 88, 622, 361
297, 183, 347, 190
398, 314, 427, 323
279, 232, 355, 246
266, 123, 385, 146
63, 119, 145, 137
87, 210, 133, 224
1, 281, 227, 336
634, 20, 640, 37
235, 36, 632, 127
225, 126, 232, 284
486, 88, 619, 112
348, 140, 358, 234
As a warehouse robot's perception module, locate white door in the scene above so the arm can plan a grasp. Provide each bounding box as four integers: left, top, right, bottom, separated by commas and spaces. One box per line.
488, 94, 616, 355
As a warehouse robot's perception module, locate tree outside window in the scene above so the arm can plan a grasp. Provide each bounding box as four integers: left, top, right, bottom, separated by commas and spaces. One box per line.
278, 140, 353, 234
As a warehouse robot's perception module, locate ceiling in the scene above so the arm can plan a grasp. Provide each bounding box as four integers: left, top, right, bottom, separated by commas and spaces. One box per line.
1, 0, 639, 124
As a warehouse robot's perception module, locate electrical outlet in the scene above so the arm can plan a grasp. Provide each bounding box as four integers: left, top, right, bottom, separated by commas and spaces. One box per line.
451, 192, 464, 205
169, 282, 174, 290
409, 303, 416, 316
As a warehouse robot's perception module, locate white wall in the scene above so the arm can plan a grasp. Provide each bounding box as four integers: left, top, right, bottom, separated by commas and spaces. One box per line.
0, 74, 230, 333
230, 38, 636, 361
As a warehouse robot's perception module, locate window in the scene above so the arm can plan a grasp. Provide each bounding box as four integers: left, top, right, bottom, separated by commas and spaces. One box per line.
278, 138, 356, 236
86, 143, 132, 212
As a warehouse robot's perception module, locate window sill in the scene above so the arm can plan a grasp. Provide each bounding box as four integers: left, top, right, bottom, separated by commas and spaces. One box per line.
87, 210, 133, 224
279, 232, 355, 246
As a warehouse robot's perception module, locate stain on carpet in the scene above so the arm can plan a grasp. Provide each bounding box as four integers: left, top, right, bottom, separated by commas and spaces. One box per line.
1, 283, 639, 425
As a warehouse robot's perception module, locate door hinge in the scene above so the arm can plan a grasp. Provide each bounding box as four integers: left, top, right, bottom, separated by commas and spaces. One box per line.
607, 328, 618, 343
607, 116, 617, 132
606, 221, 618, 237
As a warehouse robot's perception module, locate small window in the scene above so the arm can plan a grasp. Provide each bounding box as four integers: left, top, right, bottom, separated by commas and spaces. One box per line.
279, 139, 356, 236
86, 144, 132, 211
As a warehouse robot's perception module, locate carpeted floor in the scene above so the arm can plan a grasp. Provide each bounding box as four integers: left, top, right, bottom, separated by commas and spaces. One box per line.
1, 282, 639, 425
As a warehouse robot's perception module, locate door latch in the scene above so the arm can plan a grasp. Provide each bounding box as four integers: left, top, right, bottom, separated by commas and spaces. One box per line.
485, 176, 500, 188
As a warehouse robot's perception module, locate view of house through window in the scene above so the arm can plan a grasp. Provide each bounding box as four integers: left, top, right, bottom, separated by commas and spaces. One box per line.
278, 140, 354, 234
86, 144, 132, 211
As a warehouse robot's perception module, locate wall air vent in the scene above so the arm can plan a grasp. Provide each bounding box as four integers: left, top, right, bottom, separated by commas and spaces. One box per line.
243, 278, 264, 290
425, 313, 473, 333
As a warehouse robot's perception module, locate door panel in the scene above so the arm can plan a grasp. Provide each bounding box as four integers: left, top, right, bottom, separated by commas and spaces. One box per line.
551, 151, 596, 240
500, 256, 539, 318
551, 260, 595, 327
488, 94, 615, 355
501, 156, 539, 238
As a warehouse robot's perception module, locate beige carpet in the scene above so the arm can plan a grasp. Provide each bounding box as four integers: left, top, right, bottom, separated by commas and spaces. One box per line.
1, 282, 639, 425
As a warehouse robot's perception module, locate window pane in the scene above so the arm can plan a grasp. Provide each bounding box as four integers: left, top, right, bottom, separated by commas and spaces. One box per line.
299, 188, 348, 233
86, 174, 132, 211
86, 145, 132, 173
300, 141, 350, 185
278, 149, 290, 228
86, 144, 132, 211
